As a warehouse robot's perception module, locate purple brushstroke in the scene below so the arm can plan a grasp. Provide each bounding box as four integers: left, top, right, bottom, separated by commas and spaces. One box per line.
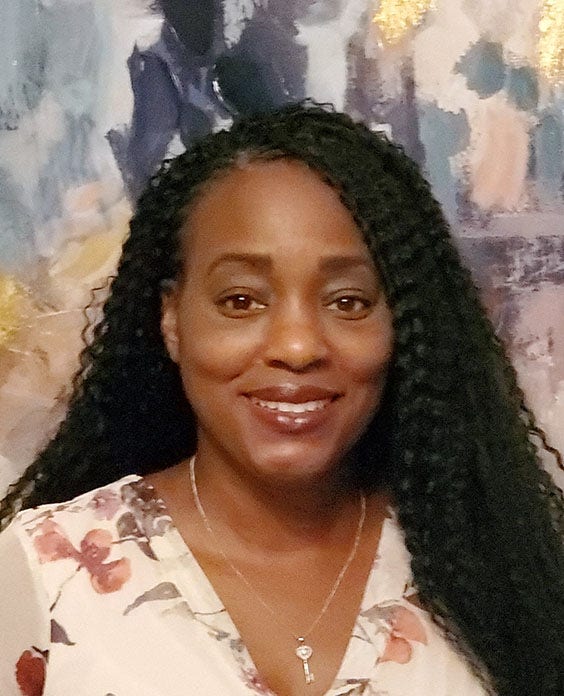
461, 235, 564, 290
158, 0, 216, 58
214, 10, 306, 116
107, 2, 308, 200
346, 28, 425, 167
106, 45, 180, 201
459, 234, 564, 400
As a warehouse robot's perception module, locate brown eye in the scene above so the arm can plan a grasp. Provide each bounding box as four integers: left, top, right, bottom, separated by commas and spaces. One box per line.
328, 295, 372, 318
228, 294, 253, 310
217, 293, 267, 316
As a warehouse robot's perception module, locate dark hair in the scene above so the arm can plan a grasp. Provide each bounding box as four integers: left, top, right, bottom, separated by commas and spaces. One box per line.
2, 102, 563, 694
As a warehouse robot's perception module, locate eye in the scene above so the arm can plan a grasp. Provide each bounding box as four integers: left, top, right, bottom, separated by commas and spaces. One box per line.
216, 293, 267, 317
327, 295, 373, 318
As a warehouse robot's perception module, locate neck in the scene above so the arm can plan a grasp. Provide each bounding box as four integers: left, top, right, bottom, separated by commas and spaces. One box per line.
187, 451, 362, 552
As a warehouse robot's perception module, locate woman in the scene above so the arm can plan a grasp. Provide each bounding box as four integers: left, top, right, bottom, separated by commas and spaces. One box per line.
0, 103, 563, 696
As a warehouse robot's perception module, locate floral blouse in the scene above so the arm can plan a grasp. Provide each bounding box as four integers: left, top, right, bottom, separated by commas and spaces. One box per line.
0, 476, 488, 696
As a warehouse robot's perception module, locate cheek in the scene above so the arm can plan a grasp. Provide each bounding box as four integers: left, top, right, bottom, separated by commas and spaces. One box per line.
337, 321, 394, 389
354, 338, 393, 377
176, 318, 261, 385
343, 331, 394, 432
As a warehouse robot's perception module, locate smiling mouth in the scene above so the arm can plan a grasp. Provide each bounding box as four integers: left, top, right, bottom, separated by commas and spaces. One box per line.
249, 397, 331, 414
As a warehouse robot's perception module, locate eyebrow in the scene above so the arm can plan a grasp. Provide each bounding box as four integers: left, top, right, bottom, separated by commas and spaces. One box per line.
318, 254, 375, 273
207, 252, 374, 276
206, 253, 273, 275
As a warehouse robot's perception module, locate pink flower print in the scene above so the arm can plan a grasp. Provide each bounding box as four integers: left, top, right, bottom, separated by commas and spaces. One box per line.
79, 529, 132, 593
380, 605, 427, 664
33, 520, 131, 594
33, 520, 76, 562
88, 488, 122, 520
15, 647, 47, 696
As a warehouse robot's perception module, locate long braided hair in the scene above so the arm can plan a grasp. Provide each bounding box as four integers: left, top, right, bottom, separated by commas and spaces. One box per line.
1, 103, 563, 695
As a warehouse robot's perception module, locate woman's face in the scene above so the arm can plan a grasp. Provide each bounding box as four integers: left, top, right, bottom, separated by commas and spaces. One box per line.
161, 158, 394, 486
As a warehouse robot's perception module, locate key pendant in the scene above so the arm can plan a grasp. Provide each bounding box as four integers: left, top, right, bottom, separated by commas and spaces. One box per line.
295, 638, 315, 684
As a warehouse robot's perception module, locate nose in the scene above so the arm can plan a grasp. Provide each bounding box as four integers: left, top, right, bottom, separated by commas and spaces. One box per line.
263, 302, 329, 372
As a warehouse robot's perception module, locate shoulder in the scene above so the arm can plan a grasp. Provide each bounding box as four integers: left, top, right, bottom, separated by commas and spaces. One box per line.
10, 476, 172, 560
15, 475, 141, 526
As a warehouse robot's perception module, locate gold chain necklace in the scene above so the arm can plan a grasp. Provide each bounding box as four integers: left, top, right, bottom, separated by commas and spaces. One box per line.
189, 455, 366, 686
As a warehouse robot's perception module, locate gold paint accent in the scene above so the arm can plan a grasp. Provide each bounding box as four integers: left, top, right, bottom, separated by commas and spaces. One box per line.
539, 0, 564, 82
372, 0, 433, 45
0, 275, 28, 347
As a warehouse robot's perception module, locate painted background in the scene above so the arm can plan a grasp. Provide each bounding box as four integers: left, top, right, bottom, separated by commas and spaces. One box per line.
0, 0, 563, 494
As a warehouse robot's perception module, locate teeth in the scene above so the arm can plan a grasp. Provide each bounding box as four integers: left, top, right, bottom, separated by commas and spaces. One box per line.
251, 398, 329, 413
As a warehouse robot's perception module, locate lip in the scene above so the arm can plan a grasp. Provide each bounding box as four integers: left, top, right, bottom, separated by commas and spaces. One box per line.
242, 385, 341, 435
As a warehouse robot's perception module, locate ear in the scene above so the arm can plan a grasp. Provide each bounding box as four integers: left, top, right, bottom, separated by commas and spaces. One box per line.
160, 289, 180, 363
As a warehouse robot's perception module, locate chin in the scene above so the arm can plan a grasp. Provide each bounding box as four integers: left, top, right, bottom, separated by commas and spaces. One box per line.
242, 444, 351, 486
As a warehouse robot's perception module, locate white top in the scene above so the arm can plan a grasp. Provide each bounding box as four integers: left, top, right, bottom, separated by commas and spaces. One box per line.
0, 476, 487, 695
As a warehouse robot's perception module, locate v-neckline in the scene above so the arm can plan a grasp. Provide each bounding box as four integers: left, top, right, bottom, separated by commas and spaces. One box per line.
138, 475, 403, 695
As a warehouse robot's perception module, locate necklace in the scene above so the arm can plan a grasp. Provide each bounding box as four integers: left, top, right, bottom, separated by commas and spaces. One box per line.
189, 455, 366, 686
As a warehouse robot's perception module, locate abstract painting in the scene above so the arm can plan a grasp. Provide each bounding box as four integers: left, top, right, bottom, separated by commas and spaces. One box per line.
1, 0, 563, 492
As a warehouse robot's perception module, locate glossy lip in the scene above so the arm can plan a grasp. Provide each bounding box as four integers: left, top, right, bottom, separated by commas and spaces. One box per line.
242, 385, 341, 435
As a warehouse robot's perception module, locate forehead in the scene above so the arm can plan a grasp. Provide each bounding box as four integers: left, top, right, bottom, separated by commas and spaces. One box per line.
180, 159, 373, 270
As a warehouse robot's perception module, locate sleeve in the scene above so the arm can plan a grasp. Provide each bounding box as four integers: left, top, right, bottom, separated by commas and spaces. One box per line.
0, 517, 51, 696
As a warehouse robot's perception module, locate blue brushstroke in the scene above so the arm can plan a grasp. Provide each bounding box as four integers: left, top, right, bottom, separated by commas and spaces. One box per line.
418, 101, 470, 223
348, 51, 425, 166
0, 0, 105, 268
507, 66, 538, 111
108, 2, 225, 200
535, 111, 564, 203
527, 134, 536, 179
2, 0, 563, 278
42, 3, 103, 118
219, 0, 308, 114
158, 0, 216, 57
35, 112, 100, 230
377, 57, 425, 167
107, 46, 181, 201
455, 40, 505, 98
214, 11, 306, 116
0, 169, 35, 272
0, 0, 46, 130
456, 39, 539, 114
30, 2, 102, 219
108, 1, 307, 199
